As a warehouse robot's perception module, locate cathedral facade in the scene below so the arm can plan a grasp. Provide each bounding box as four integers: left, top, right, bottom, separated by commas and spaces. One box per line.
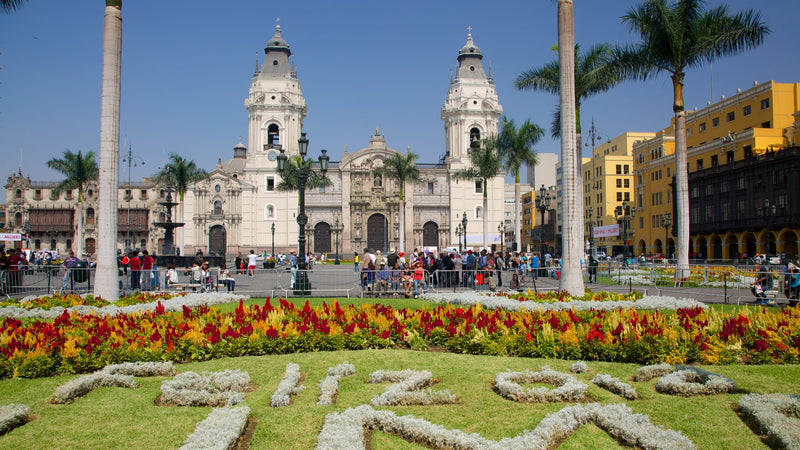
4, 25, 505, 257
181, 24, 504, 257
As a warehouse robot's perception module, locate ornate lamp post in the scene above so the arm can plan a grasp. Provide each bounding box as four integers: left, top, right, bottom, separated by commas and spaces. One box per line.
759, 200, 776, 261
587, 206, 594, 256
455, 223, 463, 253
614, 202, 636, 258
461, 212, 468, 252
276, 132, 329, 294
498, 221, 505, 255
660, 213, 672, 258
332, 217, 344, 264
271, 222, 275, 259
535, 184, 551, 256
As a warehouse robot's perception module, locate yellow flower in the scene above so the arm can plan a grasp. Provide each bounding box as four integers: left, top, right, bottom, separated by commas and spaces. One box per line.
62, 338, 80, 358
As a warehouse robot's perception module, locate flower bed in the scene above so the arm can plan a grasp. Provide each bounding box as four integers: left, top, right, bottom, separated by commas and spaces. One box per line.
738, 393, 800, 448
420, 291, 706, 312
2, 297, 800, 380
160, 370, 250, 407
270, 363, 305, 407
0, 292, 246, 320
180, 406, 250, 450
494, 366, 586, 403
0, 404, 30, 435
316, 403, 695, 449
317, 362, 355, 406
1, 292, 182, 311
654, 367, 737, 397
368, 369, 456, 406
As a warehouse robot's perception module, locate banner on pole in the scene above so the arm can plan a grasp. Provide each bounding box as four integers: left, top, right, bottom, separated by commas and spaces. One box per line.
593, 224, 619, 238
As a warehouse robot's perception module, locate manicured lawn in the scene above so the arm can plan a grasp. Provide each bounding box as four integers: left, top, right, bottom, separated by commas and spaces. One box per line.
0, 349, 797, 448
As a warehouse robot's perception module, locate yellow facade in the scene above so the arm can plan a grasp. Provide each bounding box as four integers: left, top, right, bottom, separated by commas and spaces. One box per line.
521, 190, 534, 252
584, 132, 655, 256
633, 80, 800, 258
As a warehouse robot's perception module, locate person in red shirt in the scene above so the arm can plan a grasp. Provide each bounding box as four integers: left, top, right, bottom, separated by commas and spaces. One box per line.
140, 250, 154, 291
8, 248, 28, 294
129, 250, 141, 291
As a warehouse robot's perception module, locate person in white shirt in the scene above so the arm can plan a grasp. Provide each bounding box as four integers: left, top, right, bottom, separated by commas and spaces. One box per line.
165, 264, 180, 285
246, 249, 258, 277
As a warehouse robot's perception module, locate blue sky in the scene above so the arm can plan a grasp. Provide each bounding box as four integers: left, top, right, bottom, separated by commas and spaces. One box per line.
1, 0, 798, 203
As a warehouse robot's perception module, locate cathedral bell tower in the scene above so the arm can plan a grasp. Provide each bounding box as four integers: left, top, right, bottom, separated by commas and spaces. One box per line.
441, 28, 502, 168
244, 20, 307, 166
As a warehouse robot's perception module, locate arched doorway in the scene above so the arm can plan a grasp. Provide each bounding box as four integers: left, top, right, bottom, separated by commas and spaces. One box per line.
638, 240, 646, 256
712, 236, 722, 260
725, 234, 738, 259
779, 230, 799, 260
314, 222, 332, 254
422, 221, 439, 248
744, 233, 756, 257
208, 225, 226, 256
367, 214, 387, 253
85, 238, 96, 256
697, 236, 708, 259
666, 238, 675, 258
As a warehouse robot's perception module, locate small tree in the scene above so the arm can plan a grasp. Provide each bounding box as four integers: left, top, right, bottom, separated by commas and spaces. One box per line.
372, 151, 423, 253
452, 139, 503, 249
46, 150, 99, 257
497, 117, 543, 252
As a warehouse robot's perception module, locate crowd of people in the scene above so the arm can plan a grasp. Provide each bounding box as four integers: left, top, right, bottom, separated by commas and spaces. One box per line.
356, 247, 560, 297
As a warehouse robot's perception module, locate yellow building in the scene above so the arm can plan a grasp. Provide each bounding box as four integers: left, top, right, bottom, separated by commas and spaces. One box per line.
633, 80, 800, 259
583, 132, 655, 256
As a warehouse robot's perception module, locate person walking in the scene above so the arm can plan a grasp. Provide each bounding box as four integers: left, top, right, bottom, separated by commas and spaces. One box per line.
218, 262, 236, 292
129, 250, 141, 291
246, 250, 258, 277
61, 251, 80, 292
140, 250, 154, 291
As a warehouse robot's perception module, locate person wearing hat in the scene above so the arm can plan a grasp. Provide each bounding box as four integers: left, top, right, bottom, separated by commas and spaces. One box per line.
376, 261, 390, 295
375, 249, 386, 267
387, 248, 399, 269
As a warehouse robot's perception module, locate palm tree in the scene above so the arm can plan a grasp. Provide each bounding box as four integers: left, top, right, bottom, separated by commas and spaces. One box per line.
0, 0, 26, 13
497, 117, 543, 252
276, 156, 333, 192
95, 0, 123, 300
372, 151, 423, 253
153, 153, 209, 254
453, 139, 503, 249
555, 0, 584, 295
615, 0, 770, 279
46, 150, 99, 258
515, 42, 621, 141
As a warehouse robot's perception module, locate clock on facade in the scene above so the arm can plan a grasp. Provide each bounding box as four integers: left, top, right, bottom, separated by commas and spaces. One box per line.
268, 151, 278, 161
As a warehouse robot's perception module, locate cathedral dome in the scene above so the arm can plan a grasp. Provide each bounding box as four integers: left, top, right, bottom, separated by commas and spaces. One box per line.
265, 23, 291, 56
458, 31, 482, 58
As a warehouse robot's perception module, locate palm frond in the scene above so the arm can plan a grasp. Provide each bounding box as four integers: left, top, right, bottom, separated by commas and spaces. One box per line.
276, 156, 333, 192
153, 153, 209, 201
46, 150, 98, 202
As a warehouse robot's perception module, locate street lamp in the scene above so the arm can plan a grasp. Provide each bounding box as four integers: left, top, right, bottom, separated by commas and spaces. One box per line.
758, 200, 777, 261
660, 213, 672, 258
332, 217, 344, 264
614, 201, 635, 259
498, 221, 505, 255
461, 212, 468, 252
271, 222, 275, 260
455, 222, 463, 253
587, 206, 594, 256
276, 132, 329, 294
535, 184, 551, 256
122, 145, 145, 254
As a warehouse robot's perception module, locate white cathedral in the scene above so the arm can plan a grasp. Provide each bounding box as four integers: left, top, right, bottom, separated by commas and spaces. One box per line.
181, 24, 504, 257
4, 24, 505, 258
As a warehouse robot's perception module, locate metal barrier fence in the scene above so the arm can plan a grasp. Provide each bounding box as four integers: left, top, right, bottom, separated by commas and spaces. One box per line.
1, 262, 793, 305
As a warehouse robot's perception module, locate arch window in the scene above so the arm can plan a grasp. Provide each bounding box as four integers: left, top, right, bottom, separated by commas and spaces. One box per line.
86, 208, 95, 225
14, 213, 22, 227
475, 206, 483, 220
469, 127, 481, 144
265, 204, 275, 220
373, 174, 382, 187
213, 200, 223, 215
267, 123, 280, 147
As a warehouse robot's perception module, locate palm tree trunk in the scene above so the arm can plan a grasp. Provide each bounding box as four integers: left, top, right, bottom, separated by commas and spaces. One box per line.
399, 186, 405, 252
95, 1, 122, 300
483, 185, 489, 250
672, 74, 689, 280
514, 176, 521, 252
557, 0, 584, 295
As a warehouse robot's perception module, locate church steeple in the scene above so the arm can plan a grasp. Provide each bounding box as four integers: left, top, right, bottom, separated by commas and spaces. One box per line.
441, 28, 502, 165
258, 19, 294, 79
